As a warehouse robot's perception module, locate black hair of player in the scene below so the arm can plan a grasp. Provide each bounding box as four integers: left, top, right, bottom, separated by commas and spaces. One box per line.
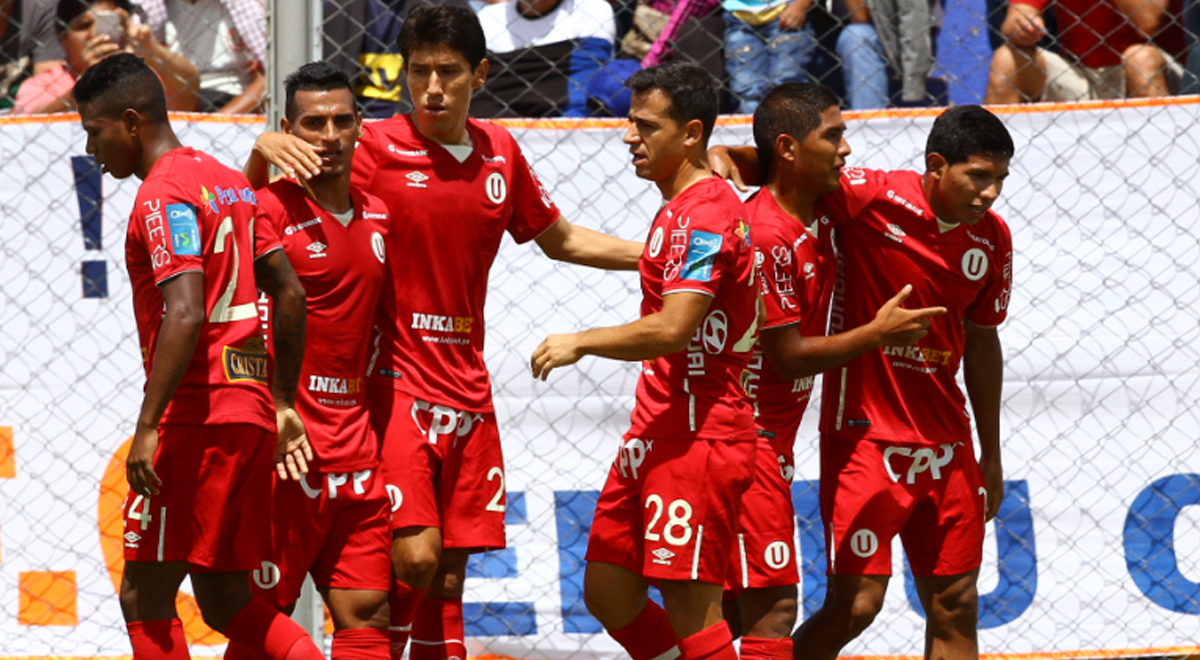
752, 82, 841, 179
73, 52, 168, 124
284, 61, 355, 122
925, 105, 1014, 166
626, 62, 719, 146
55, 0, 134, 37
397, 2, 487, 71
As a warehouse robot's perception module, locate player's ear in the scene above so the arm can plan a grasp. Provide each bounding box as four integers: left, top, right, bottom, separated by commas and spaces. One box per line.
682, 118, 704, 149
122, 108, 141, 137
355, 113, 363, 139
280, 117, 292, 134
472, 58, 489, 89
775, 134, 796, 164
925, 152, 948, 179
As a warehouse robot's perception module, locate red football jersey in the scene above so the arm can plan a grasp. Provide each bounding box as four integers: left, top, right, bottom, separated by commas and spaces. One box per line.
744, 189, 835, 441
352, 115, 561, 412
817, 168, 1013, 446
257, 180, 390, 471
626, 176, 758, 442
125, 147, 276, 430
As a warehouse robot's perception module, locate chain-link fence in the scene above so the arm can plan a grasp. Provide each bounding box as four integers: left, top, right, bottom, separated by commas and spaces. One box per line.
2, 0, 1200, 657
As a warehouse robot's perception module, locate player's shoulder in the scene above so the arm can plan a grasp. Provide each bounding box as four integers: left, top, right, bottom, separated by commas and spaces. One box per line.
257, 177, 305, 212
354, 188, 392, 228
746, 190, 801, 241
976, 208, 1013, 246
681, 176, 744, 209
838, 165, 892, 189
468, 117, 521, 154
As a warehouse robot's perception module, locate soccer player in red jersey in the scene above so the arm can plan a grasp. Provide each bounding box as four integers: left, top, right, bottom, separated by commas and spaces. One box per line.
531, 62, 758, 660
243, 6, 644, 659
224, 62, 392, 660
724, 83, 947, 660
715, 105, 1014, 660
74, 53, 323, 660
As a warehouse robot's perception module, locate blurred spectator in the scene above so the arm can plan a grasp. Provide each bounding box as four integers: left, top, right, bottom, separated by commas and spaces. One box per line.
1, 0, 62, 108
13, 0, 197, 113
135, 0, 266, 112
323, 0, 404, 118
472, 0, 616, 117
722, 0, 811, 113
985, 0, 1187, 102
622, 0, 717, 66
827, 0, 934, 109
1182, 0, 1198, 92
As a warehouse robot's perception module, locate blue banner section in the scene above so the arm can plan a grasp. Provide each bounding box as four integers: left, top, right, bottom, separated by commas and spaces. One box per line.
81, 260, 108, 299
1124, 473, 1200, 614
71, 155, 102, 250
555, 490, 601, 633
465, 492, 536, 636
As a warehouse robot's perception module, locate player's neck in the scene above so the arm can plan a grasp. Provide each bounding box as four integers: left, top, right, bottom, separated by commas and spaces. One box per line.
135, 129, 184, 180
412, 112, 472, 147
306, 174, 352, 215
766, 177, 817, 226
656, 155, 711, 201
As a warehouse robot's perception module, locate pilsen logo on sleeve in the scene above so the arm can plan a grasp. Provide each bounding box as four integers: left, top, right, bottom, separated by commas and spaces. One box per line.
223, 335, 269, 384
166, 203, 201, 256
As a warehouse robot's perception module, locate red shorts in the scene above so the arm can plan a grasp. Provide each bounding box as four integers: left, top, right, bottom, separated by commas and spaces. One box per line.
586, 438, 755, 585
820, 434, 985, 577
251, 467, 392, 608
122, 423, 273, 571
369, 388, 506, 550
726, 435, 800, 591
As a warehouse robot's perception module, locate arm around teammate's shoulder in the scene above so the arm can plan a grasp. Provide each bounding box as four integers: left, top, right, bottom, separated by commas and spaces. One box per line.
243, 132, 322, 189
534, 216, 644, 270
531, 291, 712, 380
963, 320, 1004, 521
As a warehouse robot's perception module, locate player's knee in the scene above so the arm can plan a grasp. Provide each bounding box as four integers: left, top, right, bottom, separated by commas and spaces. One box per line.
927, 582, 979, 634
392, 547, 440, 588
823, 588, 884, 641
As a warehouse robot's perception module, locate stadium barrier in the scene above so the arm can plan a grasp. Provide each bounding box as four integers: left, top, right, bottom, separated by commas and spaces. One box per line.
1, 97, 1199, 658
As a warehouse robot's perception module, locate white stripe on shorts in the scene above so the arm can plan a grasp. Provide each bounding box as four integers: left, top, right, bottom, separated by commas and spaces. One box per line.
157, 507, 167, 562
691, 524, 704, 580
739, 533, 749, 589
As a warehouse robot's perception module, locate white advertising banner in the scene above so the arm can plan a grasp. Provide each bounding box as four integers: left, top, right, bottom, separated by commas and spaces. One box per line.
1, 99, 1198, 657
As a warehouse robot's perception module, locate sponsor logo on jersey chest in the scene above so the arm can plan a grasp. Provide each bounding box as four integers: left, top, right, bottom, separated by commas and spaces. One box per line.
406, 171, 429, 188
223, 336, 269, 384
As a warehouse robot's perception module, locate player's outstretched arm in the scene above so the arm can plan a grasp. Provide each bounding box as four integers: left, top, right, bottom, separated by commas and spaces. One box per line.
128, 272, 206, 497
762, 285, 947, 379
708, 144, 764, 191
964, 320, 1004, 522
243, 131, 322, 189
534, 217, 644, 271
254, 250, 312, 480
531, 291, 711, 380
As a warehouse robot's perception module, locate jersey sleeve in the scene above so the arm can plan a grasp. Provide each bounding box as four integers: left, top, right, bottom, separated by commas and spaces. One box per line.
819, 167, 884, 225
130, 181, 205, 285
506, 138, 562, 244
252, 188, 285, 260
965, 219, 1014, 327
753, 222, 804, 329
663, 202, 741, 298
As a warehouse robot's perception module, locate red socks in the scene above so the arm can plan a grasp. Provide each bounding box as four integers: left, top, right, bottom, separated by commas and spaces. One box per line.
608, 601, 681, 660
679, 621, 738, 660
738, 637, 792, 660
225, 598, 325, 660
409, 597, 465, 660
388, 579, 429, 660
332, 628, 389, 660
127, 619, 190, 660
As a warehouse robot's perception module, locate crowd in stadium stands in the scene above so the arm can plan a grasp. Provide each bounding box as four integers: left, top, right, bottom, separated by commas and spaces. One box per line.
1, 0, 1198, 116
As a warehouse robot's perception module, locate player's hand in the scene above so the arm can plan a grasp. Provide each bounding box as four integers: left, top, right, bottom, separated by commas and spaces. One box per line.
275, 407, 312, 480
255, 132, 322, 180
872, 285, 947, 346
1002, 4, 1045, 48
779, 0, 810, 31
708, 145, 748, 192
980, 455, 1004, 522
126, 425, 162, 497
531, 334, 584, 381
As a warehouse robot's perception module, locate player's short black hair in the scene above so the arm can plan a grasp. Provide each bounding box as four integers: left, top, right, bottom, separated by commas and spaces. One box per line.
284, 61, 355, 122
398, 2, 487, 71
752, 82, 841, 178
55, 0, 134, 37
73, 52, 168, 124
625, 62, 719, 146
925, 105, 1014, 166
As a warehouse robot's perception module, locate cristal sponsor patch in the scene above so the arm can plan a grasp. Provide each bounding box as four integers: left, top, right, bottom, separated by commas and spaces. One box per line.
681, 230, 722, 282
223, 335, 269, 384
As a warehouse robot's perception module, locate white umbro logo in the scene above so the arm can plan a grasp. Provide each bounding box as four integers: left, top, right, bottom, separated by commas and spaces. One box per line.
651, 548, 675, 565
307, 241, 327, 259
124, 532, 141, 544
406, 171, 429, 188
